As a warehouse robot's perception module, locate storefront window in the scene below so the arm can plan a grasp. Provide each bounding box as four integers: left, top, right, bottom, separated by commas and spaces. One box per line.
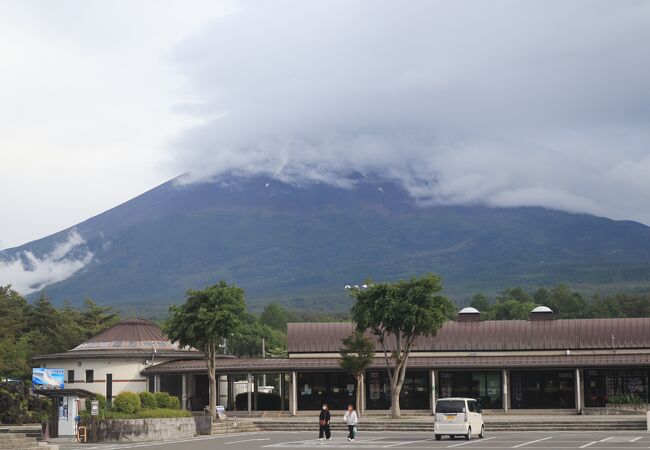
365, 370, 429, 410
510, 370, 575, 409
298, 372, 356, 410
584, 369, 649, 407
438, 371, 502, 409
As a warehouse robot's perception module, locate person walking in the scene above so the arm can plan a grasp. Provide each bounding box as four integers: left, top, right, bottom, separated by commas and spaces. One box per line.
319, 403, 331, 441
344, 404, 358, 442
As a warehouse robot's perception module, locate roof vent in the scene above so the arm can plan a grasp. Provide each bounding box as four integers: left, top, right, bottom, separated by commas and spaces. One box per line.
529, 305, 554, 321
458, 307, 481, 322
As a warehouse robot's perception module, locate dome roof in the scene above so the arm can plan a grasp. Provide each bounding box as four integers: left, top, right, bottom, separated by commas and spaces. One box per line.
70, 318, 181, 351
459, 307, 480, 314
531, 306, 553, 313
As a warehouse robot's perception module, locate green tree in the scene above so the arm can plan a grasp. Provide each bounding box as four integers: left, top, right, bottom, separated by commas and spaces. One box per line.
470, 293, 490, 312
166, 281, 246, 417
260, 302, 291, 331
339, 332, 375, 415
230, 313, 287, 357
350, 274, 453, 418
79, 299, 120, 338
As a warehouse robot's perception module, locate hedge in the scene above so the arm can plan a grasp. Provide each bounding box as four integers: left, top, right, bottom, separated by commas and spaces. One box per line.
138, 392, 157, 409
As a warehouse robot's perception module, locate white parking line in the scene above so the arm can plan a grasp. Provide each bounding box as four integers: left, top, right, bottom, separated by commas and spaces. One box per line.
383, 437, 435, 447
600, 437, 614, 443
512, 436, 552, 448
579, 442, 598, 448
447, 437, 496, 447
225, 438, 270, 445
631, 437, 642, 442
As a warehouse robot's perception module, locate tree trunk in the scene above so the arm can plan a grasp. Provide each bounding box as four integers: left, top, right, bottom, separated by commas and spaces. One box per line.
206, 344, 217, 418
391, 374, 402, 418
356, 375, 362, 416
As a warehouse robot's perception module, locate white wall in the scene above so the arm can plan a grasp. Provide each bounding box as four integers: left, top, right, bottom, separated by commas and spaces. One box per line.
38, 357, 177, 400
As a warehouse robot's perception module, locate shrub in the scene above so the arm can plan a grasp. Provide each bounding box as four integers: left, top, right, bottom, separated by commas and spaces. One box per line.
168, 395, 180, 410
607, 394, 645, 405
154, 392, 175, 409
103, 408, 192, 419
112, 391, 141, 414
0, 381, 50, 424
139, 392, 157, 409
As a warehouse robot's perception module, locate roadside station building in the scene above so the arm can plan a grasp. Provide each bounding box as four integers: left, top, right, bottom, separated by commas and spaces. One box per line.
36, 308, 650, 414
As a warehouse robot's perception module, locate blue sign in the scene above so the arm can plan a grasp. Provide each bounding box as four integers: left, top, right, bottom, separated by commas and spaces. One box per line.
32, 368, 64, 390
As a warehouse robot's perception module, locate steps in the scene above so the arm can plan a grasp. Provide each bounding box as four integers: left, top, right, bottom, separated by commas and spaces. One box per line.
0, 433, 57, 450
212, 420, 261, 434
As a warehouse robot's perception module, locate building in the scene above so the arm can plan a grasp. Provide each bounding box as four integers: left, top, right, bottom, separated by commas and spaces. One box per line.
36, 308, 650, 414
32, 318, 204, 401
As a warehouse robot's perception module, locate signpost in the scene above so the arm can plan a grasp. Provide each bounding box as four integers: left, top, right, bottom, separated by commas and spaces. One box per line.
91, 400, 99, 416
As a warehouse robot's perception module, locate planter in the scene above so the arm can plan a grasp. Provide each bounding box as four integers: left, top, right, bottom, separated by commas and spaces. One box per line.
583, 404, 648, 415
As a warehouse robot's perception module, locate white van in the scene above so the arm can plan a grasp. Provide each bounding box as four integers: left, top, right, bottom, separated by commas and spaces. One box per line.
434, 397, 484, 441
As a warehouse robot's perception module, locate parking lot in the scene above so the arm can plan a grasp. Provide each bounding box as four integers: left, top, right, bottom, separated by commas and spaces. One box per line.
60, 431, 650, 450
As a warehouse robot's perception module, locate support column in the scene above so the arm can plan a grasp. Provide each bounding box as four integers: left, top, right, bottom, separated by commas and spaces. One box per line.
291, 371, 298, 416
247, 373, 252, 415
430, 370, 437, 415
502, 369, 509, 414
575, 368, 582, 413
182, 374, 188, 410
154, 375, 160, 393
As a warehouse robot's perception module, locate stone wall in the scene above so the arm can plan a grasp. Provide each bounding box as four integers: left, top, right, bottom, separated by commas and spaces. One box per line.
96, 417, 204, 442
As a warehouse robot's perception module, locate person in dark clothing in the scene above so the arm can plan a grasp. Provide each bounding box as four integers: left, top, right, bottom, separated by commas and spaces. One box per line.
318, 403, 331, 440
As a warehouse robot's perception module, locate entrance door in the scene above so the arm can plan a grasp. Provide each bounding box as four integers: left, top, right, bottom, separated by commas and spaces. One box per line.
510, 370, 575, 409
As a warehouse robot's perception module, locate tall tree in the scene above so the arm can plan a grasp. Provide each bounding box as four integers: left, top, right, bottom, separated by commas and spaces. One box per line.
260, 302, 291, 331
339, 332, 375, 415
350, 274, 453, 418
166, 281, 246, 417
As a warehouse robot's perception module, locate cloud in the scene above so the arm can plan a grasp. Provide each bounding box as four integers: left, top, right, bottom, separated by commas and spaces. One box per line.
168, 0, 650, 224
0, 230, 93, 294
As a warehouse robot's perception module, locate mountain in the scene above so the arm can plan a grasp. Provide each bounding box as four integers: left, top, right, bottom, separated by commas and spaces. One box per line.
3, 175, 650, 314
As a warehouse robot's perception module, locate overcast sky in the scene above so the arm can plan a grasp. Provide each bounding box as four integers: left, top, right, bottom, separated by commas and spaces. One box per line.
1, 0, 649, 250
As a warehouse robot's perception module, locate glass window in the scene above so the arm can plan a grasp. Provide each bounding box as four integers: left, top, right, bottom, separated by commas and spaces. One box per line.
85, 370, 94, 383
67, 370, 74, 384
439, 371, 502, 409
468, 400, 476, 412
436, 400, 465, 414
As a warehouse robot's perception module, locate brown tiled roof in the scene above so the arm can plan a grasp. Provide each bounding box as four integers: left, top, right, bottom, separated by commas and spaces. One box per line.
33, 318, 201, 359
287, 318, 650, 353
142, 353, 650, 374
86, 318, 166, 342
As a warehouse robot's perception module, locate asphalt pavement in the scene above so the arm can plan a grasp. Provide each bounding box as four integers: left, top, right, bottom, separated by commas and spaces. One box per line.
60, 430, 650, 450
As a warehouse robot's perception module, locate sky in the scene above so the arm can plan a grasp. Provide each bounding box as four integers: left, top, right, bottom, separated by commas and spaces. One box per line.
1, 0, 650, 253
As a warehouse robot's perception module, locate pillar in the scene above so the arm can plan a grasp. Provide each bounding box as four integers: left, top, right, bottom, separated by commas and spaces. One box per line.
575, 369, 582, 413
502, 369, 509, 414
430, 370, 437, 415
154, 375, 160, 393
247, 373, 252, 415
291, 371, 298, 416
182, 374, 188, 410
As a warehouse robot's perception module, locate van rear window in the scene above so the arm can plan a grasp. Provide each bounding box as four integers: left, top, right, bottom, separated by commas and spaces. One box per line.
436, 400, 465, 414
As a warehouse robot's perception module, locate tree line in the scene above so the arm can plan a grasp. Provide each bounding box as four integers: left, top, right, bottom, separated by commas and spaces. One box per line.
0, 284, 342, 379
470, 285, 650, 320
